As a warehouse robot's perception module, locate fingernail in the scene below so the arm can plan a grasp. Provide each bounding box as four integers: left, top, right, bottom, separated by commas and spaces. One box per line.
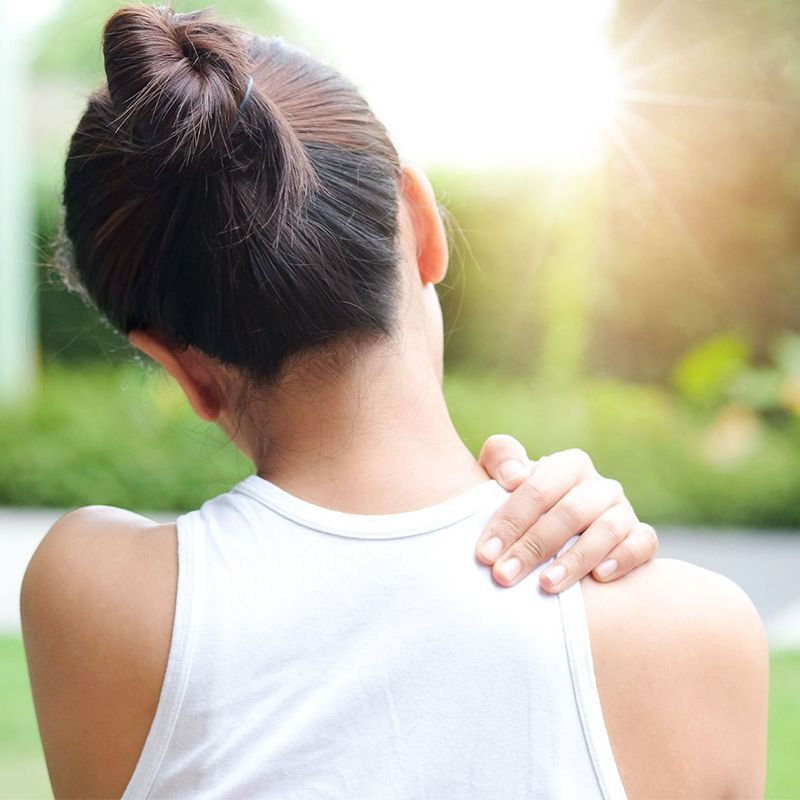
595, 559, 618, 580
496, 557, 521, 583
479, 536, 503, 561
498, 459, 528, 485
543, 564, 566, 588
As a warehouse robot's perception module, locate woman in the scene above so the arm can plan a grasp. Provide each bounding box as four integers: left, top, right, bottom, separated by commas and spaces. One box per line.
22, 7, 768, 798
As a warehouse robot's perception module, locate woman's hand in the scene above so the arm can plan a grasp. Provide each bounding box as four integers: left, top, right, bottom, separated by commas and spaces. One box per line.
476, 435, 658, 592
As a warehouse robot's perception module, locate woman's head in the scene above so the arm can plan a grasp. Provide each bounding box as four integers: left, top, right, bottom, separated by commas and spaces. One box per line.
61, 5, 448, 417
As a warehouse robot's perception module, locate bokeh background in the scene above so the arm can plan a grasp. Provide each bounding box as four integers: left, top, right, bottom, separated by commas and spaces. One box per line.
0, 0, 798, 797
5, 0, 800, 524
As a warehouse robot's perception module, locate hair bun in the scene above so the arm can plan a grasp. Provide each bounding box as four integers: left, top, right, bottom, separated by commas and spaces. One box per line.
103, 5, 251, 166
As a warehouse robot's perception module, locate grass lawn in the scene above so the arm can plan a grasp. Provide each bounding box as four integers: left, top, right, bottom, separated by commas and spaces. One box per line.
767, 650, 800, 799
0, 637, 797, 799
0, 639, 50, 800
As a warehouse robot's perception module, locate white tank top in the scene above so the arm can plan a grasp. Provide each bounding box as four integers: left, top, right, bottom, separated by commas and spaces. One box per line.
122, 475, 627, 799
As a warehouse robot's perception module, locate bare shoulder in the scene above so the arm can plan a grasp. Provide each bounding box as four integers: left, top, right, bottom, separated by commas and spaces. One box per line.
582, 557, 766, 652
582, 558, 768, 800
21, 505, 177, 660
21, 505, 178, 799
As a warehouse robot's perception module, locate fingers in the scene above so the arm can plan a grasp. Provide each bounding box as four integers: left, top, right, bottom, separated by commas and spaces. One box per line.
538, 501, 637, 593
476, 449, 598, 567
476, 440, 657, 592
478, 434, 532, 490
489, 476, 624, 587
590, 521, 659, 583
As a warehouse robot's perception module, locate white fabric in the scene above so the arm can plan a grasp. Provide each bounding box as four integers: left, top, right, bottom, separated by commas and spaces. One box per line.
122, 475, 627, 800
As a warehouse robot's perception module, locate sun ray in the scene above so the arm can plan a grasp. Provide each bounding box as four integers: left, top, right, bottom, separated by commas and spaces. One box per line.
607, 122, 713, 277
619, 33, 741, 88
498, 178, 566, 366
614, 0, 679, 69
622, 89, 794, 114
616, 107, 732, 183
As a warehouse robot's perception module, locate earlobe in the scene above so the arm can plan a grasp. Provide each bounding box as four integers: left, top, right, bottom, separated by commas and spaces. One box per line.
400, 164, 449, 285
127, 330, 222, 422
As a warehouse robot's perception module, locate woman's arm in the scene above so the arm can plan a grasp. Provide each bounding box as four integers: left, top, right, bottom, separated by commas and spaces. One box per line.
582, 559, 768, 798
20, 507, 176, 799
476, 435, 658, 591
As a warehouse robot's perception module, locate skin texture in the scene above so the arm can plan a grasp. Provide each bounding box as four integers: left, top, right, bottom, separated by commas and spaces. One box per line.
22, 163, 765, 797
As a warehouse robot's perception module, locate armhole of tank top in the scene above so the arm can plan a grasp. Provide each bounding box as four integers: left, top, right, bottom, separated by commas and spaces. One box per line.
557, 578, 628, 800
121, 512, 204, 800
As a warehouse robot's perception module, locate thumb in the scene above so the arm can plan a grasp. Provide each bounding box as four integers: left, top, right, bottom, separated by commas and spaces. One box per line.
478, 434, 532, 490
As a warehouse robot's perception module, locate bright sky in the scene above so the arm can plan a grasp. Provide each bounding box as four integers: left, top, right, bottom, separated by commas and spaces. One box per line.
283, 0, 620, 171
10, 0, 620, 171
7, 0, 61, 32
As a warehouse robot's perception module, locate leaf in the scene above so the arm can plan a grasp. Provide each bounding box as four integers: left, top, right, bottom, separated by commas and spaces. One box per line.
673, 333, 751, 409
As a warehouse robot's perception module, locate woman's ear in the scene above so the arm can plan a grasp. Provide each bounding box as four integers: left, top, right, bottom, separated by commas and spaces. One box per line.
128, 330, 222, 422
399, 163, 449, 285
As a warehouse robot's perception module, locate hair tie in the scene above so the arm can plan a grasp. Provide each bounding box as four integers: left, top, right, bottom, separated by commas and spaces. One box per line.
231, 76, 254, 132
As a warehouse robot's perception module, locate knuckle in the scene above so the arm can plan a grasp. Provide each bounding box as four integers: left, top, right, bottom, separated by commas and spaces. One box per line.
564, 545, 591, 572
553, 498, 582, 529
565, 448, 593, 471
593, 515, 625, 546
517, 534, 548, 564
619, 522, 658, 564
516, 479, 548, 512
490, 515, 524, 542
614, 539, 634, 564
639, 522, 659, 554
603, 478, 624, 500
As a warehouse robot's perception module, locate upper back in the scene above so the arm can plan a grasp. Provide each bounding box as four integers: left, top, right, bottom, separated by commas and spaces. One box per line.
123, 476, 625, 799
22, 478, 768, 800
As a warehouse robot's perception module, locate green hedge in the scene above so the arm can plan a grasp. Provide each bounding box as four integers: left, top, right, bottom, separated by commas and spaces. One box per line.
2, 364, 800, 526
0, 366, 250, 512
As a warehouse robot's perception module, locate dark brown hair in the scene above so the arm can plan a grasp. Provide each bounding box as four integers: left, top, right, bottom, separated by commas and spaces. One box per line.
61, 5, 403, 383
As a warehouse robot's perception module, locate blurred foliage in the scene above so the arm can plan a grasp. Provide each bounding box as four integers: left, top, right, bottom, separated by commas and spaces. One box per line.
36, 183, 128, 364
447, 369, 800, 528
437, 0, 800, 383
673, 334, 752, 411
597, 0, 800, 381
15, 0, 800, 527
33, 0, 800, 383
0, 366, 252, 511
674, 330, 800, 416
33, 0, 290, 81
3, 365, 800, 527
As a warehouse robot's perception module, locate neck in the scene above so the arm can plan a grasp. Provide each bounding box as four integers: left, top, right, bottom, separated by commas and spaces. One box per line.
234, 337, 488, 514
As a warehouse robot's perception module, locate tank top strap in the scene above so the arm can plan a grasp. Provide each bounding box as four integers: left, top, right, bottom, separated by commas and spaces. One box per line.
121, 512, 205, 800
556, 539, 627, 800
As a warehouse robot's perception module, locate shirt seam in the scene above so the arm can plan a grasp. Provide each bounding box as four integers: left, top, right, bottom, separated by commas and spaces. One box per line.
232, 478, 507, 540
557, 576, 628, 800
120, 511, 204, 800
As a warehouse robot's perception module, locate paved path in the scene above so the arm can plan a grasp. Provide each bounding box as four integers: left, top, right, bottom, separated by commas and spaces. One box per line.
0, 508, 174, 636
657, 527, 800, 650
1, 509, 798, 649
